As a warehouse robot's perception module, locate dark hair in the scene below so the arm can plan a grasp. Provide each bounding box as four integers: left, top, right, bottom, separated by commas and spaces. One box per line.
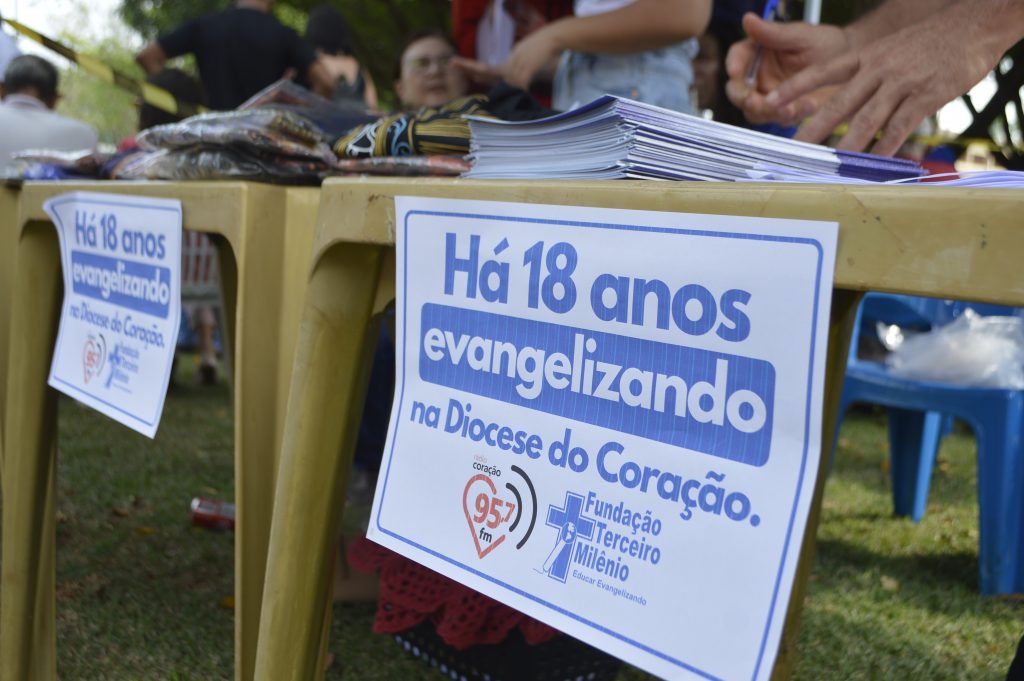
305, 4, 354, 56
3, 55, 59, 101
139, 68, 204, 130
393, 29, 456, 80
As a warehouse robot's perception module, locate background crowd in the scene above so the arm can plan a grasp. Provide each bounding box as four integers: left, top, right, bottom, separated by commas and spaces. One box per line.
2, 0, 1021, 171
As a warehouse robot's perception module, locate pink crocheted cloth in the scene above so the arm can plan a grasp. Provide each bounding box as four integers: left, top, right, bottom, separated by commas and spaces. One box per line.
347, 535, 559, 650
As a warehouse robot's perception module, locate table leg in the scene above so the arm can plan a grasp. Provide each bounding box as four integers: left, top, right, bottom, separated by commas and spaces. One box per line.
771, 288, 862, 680
253, 242, 384, 681
0, 185, 22, 474
1, 221, 63, 681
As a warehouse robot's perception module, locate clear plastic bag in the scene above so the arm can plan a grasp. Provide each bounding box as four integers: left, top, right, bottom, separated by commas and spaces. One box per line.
136, 108, 334, 163
113, 146, 327, 184
885, 309, 1024, 389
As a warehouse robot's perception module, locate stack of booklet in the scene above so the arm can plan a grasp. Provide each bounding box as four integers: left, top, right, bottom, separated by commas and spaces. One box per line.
465, 95, 927, 183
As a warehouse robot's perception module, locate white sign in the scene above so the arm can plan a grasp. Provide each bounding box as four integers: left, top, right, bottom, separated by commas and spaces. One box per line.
45, 192, 182, 438
370, 197, 838, 680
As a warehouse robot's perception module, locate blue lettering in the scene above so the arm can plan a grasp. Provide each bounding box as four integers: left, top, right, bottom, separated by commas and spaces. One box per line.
590, 274, 628, 323
597, 441, 623, 483
717, 289, 752, 342
631, 278, 671, 330
671, 284, 717, 336
444, 232, 479, 298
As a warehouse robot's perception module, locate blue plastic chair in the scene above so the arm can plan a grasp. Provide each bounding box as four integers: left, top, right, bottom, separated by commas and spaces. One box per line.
836, 293, 1024, 595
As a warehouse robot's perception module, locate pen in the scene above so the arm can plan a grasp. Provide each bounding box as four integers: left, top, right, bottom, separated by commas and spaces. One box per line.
745, 0, 781, 90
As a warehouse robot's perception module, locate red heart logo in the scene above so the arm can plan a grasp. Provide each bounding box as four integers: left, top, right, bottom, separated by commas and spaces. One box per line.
463, 474, 507, 559
82, 334, 105, 384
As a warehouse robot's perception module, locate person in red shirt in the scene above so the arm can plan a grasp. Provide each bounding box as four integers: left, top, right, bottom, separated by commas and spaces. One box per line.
451, 0, 572, 104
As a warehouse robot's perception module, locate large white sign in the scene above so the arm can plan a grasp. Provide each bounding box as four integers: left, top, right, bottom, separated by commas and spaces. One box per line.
370, 197, 838, 680
46, 192, 182, 438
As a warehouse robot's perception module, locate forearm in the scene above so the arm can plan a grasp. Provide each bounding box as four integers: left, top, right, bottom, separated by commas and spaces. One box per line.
844, 0, 959, 49
135, 42, 167, 76
953, 0, 1024, 66
545, 0, 711, 55
306, 61, 334, 99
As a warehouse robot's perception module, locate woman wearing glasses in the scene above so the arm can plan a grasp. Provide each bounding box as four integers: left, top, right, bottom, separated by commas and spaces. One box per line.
394, 30, 469, 110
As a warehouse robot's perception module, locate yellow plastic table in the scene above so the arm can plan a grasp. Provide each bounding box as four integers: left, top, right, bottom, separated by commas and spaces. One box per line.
0, 181, 320, 681
254, 178, 1024, 681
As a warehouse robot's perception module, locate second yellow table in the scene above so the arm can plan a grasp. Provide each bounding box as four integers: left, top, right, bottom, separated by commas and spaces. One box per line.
1, 181, 320, 681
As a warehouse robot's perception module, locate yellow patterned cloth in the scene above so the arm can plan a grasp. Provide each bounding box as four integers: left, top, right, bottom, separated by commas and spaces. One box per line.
333, 95, 496, 158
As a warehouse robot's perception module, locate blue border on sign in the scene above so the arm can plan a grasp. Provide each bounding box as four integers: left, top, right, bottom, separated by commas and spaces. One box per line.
47, 195, 182, 429
377, 207, 826, 681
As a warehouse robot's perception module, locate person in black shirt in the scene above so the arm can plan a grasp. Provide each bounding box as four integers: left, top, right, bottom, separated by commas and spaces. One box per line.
136, 0, 332, 110
304, 4, 378, 111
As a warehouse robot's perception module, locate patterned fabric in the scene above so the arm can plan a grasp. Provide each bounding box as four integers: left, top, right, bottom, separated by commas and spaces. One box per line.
347, 535, 559, 650
333, 95, 494, 158
328, 155, 470, 176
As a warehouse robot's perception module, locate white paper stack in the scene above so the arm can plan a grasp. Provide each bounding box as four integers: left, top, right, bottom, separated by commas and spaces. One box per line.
466, 95, 925, 183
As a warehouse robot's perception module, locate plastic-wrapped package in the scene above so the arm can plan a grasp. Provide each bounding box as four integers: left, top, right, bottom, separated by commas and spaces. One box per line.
238, 78, 338, 111
886, 309, 1024, 389
238, 79, 379, 139
11, 148, 107, 179
327, 155, 470, 176
113, 146, 328, 184
110, 148, 466, 182
137, 108, 335, 163
12, 148, 104, 167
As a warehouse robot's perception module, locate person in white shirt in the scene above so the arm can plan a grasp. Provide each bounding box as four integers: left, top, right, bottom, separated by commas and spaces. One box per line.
0, 55, 98, 174
455, 0, 711, 113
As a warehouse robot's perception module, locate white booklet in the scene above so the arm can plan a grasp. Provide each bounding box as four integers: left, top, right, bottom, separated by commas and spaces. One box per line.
466, 95, 927, 183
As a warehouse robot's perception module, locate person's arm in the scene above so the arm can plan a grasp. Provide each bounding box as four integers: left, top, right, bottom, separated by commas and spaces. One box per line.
138, 19, 200, 76
281, 27, 333, 99
136, 42, 168, 76
305, 60, 335, 100
774, 0, 1024, 154
841, 0, 959, 51
500, 0, 712, 88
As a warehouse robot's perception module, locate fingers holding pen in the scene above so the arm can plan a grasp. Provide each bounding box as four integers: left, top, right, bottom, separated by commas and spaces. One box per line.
725, 15, 854, 129
724, 40, 805, 125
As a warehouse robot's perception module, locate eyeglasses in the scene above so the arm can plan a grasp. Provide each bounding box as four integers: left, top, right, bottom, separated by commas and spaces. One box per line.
404, 53, 453, 74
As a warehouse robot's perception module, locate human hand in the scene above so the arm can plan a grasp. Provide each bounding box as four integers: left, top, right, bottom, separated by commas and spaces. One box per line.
725, 12, 850, 125
769, 7, 1003, 155
502, 23, 564, 89
449, 56, 505, 87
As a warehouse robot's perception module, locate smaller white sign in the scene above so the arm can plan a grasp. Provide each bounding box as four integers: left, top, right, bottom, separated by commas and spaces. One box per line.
45, 192, 182, 438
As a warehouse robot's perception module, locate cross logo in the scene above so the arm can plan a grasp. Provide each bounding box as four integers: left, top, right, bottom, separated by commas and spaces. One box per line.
541, 491, 595, 583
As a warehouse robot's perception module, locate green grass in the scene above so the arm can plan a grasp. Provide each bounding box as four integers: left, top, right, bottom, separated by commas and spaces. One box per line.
53, 358, 236, 680
793, 410, 1022, 681
8, 359, 1020, 679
